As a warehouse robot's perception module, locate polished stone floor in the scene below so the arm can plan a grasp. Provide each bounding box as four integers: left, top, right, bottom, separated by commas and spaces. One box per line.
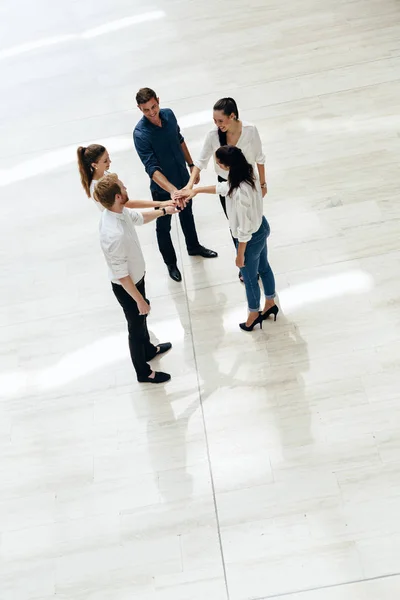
1, 0, 400, 598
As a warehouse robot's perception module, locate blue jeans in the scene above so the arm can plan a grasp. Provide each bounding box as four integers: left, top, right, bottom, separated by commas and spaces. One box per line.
237, 217, 276, 312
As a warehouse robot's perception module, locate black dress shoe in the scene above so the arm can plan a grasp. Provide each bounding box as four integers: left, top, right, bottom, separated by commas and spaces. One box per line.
154, 342, 172, 357
167, 265, 182, 282
138, 371, 171, 384
188, 245, 218, 258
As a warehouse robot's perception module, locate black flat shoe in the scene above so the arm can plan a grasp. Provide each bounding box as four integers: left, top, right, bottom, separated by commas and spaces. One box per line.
188, 246, 218, 258
154, 342, 172, 357
167, 265, 182, 282
138, 371, 171, 384
239, 312, 263, 332
262, 305, 279, 322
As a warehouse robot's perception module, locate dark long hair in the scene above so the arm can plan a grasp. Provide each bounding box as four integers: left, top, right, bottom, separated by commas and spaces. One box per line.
213, 97, 239, 119
215, 145, 255, 196
77, 144, 106, 197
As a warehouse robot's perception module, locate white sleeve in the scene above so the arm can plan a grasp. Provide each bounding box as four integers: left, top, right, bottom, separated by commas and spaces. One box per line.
236, 187, 255, 243
101, 235, 129, 279
126, 209, 144, 226
216, 180, 229, 197
253, 125, 266, 165
194, 131, 215, 171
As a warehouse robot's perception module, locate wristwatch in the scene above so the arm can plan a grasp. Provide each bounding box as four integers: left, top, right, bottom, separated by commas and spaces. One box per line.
188, 163, 195, 168
260, 182, 267, 189
161, 207, 166, 216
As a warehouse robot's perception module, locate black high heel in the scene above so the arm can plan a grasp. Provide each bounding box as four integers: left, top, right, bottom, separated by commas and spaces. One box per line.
239, 312, 263, 332
262, 305, 279, 321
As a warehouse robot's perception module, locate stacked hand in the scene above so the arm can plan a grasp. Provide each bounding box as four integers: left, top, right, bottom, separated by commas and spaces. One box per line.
171, 188, 195, 210
164, 204, 180, 215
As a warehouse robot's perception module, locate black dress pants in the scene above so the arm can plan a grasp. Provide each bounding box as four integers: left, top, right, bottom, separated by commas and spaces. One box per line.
112, 277, 157, 380
151, 191, 200, 266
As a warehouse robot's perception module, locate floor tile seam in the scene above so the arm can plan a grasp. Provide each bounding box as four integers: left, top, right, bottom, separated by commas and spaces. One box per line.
2, 54, 400, 160
175, 222, 231, 600
0, 292, 187, 330
250, 571, 400, 600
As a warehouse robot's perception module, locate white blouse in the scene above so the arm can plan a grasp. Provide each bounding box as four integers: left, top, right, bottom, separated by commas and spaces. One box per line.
90, 172, 110, 211
194, 121, 265, 179
216, 179, 264, 243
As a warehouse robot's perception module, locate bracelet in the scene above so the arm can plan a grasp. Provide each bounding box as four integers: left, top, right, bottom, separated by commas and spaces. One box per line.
260, 182, 267, 189
161, 207, 166, 216
188, 163, 195, 168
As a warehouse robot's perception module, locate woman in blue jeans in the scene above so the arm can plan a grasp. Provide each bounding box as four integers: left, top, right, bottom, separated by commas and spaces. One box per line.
180, 145, 278, 331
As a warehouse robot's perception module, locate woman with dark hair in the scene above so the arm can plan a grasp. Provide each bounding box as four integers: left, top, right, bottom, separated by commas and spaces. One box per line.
186, 97, 267, 280
181, 146, 277, 331
77, 144, 175, 210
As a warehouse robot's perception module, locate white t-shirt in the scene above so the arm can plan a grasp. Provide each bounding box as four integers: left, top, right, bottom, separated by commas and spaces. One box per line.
194, 122, 266, 179
215, 179, 264, 243
99, 207, 145, 285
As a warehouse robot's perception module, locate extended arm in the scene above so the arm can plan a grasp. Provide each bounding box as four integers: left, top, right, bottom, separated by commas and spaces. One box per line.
186, 132, 214, 189
141, 205, 178, 224
126, 199, 174, 209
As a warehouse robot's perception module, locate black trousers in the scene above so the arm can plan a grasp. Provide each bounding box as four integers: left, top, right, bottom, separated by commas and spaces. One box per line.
218, 176, 236, 247
112, 277, 157, 380
151, 191, 200, 266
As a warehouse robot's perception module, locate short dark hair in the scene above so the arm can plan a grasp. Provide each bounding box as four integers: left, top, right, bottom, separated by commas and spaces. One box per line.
136, 87, 158, 105
93, 173, 122, 209
215, 146, 255, 196
213, 97, 239, 120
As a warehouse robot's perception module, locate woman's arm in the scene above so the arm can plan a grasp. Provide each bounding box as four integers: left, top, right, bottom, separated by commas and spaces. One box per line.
126, 199, 175, 209
173, 185, 217, 209
185, 132, 214, 189
236, 242, 247, 268
256, 163, 267, 197
235, 187, 254, 268
193, 185, 217, 196
186, 166, 201, 189
253, 125, 267, 197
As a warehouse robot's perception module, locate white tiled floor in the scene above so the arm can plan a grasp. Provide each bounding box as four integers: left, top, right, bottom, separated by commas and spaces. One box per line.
1, 0, 400, 598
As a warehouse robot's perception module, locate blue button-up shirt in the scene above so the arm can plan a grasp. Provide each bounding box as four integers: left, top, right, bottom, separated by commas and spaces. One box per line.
133, 108, 190, 198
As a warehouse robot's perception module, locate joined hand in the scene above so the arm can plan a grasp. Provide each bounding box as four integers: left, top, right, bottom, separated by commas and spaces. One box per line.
172, 188, 195, 210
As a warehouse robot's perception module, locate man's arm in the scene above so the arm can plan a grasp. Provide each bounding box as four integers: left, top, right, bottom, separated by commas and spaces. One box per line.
181, 141, 200, 185
151, 170, 178, 195
119, 275, 149, 315
181, 140, 193, 166
134, 131, 177, 196
140, 205, 178, 224
102, 235, 149, 315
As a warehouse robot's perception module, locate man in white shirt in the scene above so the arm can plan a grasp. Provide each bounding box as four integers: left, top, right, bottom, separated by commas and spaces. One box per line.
94, 173, 178, 384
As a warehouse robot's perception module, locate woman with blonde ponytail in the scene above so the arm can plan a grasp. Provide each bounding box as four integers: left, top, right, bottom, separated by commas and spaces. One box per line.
77, 144, 175, 210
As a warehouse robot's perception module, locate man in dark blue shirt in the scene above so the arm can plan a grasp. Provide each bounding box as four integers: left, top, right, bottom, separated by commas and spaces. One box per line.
133, 87, 217, 282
